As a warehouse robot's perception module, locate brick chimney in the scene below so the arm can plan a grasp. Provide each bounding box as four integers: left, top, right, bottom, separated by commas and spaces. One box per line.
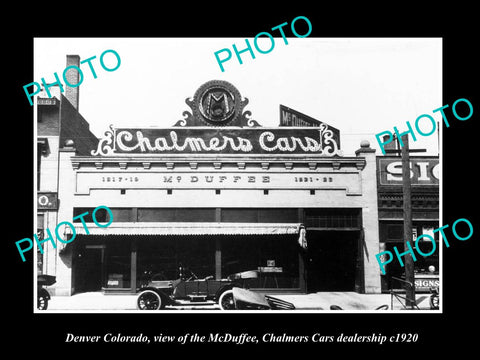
65, 55, 81, 110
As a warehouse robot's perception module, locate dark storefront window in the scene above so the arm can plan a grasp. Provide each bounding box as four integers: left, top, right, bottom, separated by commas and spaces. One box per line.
105, 240, 131, 289
413, 232, 440, 274
305, 208, 361, 229
380, 222, 440, 291
221, 235, 300, 289
221, 208, 298, 223
74, 239, 132, 293
135, 235, 299, 289
73, 207, 132, 223
74, 207, 299, 224
222, 208, 258, 222
136, 236, 216, 286
137, 208, 216, 222
138, 208, 176, 222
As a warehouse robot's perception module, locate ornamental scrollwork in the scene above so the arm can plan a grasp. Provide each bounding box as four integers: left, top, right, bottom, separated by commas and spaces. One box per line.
91, 125, 115, 156
319, 124, 343, 156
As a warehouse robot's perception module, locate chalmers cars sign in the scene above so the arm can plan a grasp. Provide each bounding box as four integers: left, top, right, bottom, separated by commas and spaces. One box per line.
92, 126, 342, 156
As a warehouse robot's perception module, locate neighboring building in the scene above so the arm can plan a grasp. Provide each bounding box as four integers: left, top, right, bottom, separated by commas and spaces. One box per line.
376, 142, 440, 292
36, 55, 98, 276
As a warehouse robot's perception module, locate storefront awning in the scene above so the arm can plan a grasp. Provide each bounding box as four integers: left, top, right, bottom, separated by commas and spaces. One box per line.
68, 222, 303, 236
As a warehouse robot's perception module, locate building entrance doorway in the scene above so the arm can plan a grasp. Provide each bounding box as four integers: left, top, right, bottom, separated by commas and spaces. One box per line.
306, 231, 359, 292
73, 246, 103, 293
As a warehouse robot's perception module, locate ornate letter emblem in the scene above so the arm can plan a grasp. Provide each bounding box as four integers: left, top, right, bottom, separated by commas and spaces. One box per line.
199, 88, 235, 123
193, 80, 240, 125
174, 80, 260, 127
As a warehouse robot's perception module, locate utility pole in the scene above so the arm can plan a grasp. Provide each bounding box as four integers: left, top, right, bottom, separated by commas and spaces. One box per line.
400, 134, 415, 308
386, 134, 423, 308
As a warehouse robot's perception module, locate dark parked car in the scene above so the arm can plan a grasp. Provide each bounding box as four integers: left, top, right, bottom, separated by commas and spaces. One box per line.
37, 274, 56, 310
136, 269, 257, 310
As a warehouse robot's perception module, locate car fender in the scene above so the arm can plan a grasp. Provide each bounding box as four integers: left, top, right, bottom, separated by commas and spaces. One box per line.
38, 288, 50, 300
137, 287, 173, 305
215, 284, 235, 301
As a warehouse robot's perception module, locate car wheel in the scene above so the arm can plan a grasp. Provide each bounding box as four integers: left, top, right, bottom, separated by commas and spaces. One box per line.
37, 295, 48, 310
137, 290, 162, 310
218, 290, 235, 310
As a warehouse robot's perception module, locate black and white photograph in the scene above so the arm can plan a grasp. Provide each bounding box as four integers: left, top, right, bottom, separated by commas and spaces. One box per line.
7, 5, 478, 354
32, 36, 442, 313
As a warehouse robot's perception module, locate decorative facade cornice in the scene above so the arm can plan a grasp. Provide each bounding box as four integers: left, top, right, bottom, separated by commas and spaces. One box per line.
71, 155, 367, 171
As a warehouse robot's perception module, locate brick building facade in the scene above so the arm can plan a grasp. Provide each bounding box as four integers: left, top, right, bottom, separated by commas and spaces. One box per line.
37, 55, 98, 277
37, 59, 384, 296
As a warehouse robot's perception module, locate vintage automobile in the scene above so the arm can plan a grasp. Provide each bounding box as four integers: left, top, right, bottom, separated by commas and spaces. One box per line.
136, 269, 258, 310
37, 274, 56, 310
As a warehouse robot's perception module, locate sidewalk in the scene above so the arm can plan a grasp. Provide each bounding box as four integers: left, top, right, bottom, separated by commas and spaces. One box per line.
45, 291, 435, 311
277, 292, 433, 310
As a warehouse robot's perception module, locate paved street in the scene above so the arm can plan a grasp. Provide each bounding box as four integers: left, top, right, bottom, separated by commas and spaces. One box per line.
43, 291, 435, 311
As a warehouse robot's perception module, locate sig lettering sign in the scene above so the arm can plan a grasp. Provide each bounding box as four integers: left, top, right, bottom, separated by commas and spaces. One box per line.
378, 157, 439, 186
